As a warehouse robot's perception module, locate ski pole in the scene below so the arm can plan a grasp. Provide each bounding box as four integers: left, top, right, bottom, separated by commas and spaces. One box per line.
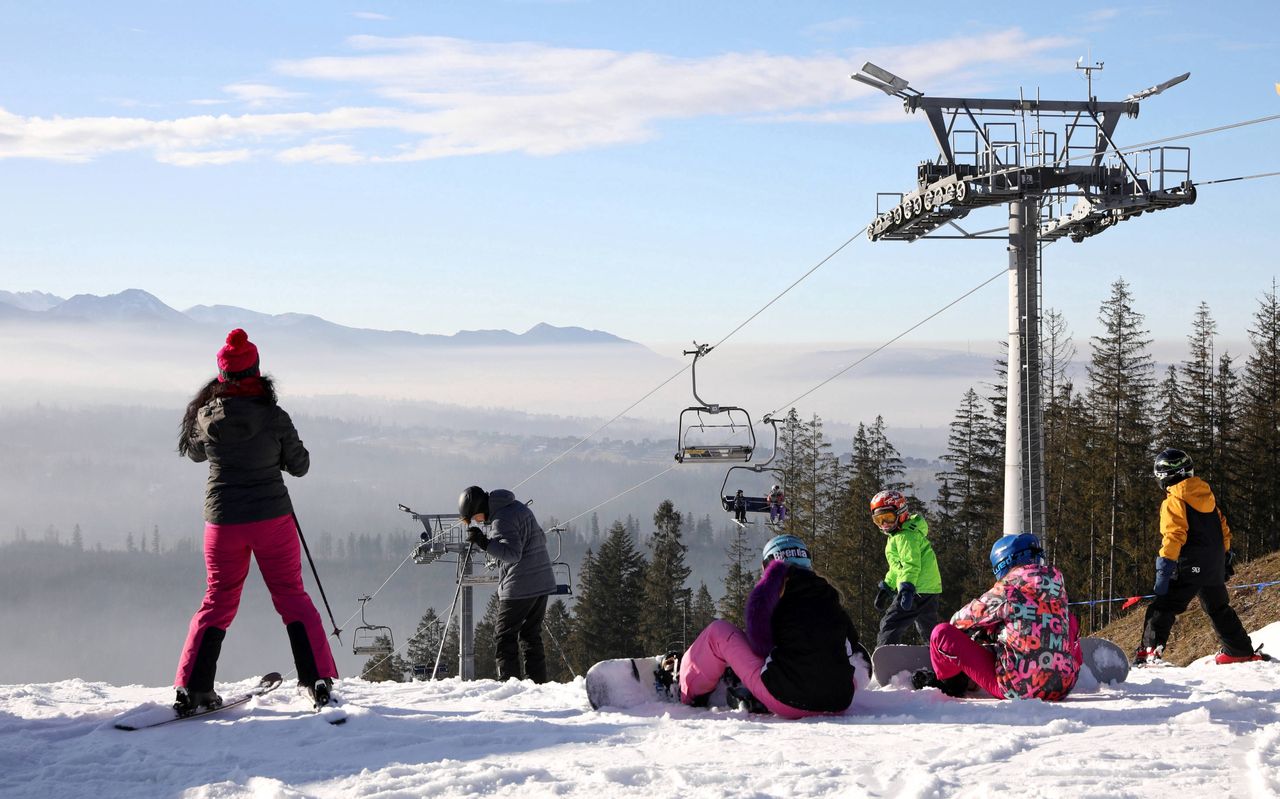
293, 512, 343, 643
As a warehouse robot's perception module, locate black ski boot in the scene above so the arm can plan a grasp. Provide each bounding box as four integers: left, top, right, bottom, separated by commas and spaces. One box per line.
722, 668, 770, 714
173, 686, 223, 717
302, 678, 335, 710
910, 668, 969, 697
654, 651, 681, 701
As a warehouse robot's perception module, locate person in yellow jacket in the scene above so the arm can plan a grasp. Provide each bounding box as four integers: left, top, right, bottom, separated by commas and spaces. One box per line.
1134, 448, 1268, 665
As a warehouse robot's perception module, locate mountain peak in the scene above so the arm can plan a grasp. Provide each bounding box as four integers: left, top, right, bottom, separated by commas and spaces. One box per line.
51, 289, 189, 323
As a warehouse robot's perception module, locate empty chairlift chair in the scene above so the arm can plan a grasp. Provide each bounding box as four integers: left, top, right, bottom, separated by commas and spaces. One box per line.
351, 594, 395, 657
674, 343, 756, 464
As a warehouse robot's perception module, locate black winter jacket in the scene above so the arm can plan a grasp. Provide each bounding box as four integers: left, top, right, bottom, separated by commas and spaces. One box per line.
185, 397, 309, 524
749, 562, 859, 712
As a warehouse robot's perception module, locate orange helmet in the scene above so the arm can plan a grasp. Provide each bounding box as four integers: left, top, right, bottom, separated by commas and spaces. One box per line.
869, 489, 908, 533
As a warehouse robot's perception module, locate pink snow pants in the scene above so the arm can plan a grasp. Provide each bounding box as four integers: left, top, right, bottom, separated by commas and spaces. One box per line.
678, 619, 828, 720
928, 623, 1004, 698
175, 513, 337, 687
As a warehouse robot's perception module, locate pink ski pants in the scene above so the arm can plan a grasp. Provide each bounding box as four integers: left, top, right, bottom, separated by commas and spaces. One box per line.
175, 513, 337, 686
678, 619, 831, 720
928, 623, 1004, 698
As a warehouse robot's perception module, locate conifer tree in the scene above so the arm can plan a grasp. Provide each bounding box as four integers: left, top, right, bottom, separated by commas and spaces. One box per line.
542, 599, 576, 682
569, 522, 647, 666
934, 387, 1003, 604
718, 522, 757, 626
1213, 352, 1244, 546
472, 593, 500, 680
1086, 278, 1157, 621
1153, 364, 1186, 449
689, 582, 717, 634
405, 607, 447, 678
1240, 282, 1280, 555
639, 501, 692, 654
360, 635, 400, 682
1181, 302, 1218, 480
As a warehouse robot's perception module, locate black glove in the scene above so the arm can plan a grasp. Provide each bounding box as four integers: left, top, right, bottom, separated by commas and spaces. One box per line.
1153, 557, 1178, 596
467, 526, 489, 551
874, 581, 895, 612
897, 581, 917, 611
1225, 550, 1236, 580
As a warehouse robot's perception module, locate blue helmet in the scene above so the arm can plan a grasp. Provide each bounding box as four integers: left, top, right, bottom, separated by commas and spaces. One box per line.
989, 533, 1043, 578
762, 534, 812, 570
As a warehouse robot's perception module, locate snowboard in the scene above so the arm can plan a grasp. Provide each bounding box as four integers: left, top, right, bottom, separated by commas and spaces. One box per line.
586, 645, 871, 711
871, 637, 1131, 688
585, 656, 681, 710
114, 672, 284, 731
871, 645, 930, 687
1079, 637, 1130, 683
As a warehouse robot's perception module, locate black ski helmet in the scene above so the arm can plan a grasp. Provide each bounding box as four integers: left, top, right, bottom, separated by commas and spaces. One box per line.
1153, 448, 1193, 489
458, 485, 489, 522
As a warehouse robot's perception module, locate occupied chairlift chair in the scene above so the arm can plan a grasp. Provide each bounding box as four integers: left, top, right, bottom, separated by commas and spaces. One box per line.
674, 342, 756, 464
351, 594, 395, 657
720, 414, 785, 524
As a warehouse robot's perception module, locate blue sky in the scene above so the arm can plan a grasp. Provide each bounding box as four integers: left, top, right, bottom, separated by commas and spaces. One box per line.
1, 1, 1276, 350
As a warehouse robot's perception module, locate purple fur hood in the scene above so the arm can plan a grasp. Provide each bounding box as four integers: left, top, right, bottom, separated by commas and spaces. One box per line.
745, 559, 789, 657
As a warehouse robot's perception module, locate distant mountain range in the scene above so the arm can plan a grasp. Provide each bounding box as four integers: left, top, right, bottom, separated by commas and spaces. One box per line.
0, 289, 645, 349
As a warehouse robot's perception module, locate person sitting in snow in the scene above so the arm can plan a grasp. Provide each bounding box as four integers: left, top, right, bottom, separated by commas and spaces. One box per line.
870, 489, 942, 648
666, 534, 866, 719
913, 532, 1082, 701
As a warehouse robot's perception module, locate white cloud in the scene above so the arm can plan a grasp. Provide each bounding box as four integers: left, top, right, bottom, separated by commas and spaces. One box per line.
223, 82, 306, 107
352, 11, 391, 21
276, 141, 366, 164
154, 148, 253, 166
0, 29, 1071, 164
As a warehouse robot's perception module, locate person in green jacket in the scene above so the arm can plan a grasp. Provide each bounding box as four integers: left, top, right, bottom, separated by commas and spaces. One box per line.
870, 489, 943, 648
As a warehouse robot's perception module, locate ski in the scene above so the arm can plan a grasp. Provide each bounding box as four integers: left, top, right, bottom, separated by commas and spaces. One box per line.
113, 672, 283, 731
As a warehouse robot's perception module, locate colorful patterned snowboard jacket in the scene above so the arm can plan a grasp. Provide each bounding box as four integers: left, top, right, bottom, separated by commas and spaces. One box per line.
950, 562, 1082, 700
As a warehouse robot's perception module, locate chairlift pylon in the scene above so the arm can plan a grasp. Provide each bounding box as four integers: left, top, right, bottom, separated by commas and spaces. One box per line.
675, 342, 756, 463
351, 594, 395, 657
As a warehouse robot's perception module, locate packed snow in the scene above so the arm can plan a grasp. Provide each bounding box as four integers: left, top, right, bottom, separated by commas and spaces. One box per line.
2, 624, 1278, 799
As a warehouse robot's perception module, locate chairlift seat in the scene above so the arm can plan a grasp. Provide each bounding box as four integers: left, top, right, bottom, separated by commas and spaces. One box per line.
678, 445, 753, 462
352, 625, 394, 657
552, 561, 573, 596
720, 495, 771, 514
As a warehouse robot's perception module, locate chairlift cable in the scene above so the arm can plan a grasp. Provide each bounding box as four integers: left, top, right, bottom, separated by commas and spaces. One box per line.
768, 268, 1007, 417
558, 464, 680, 527
514, 230, 866, 489
1195, 170, 1280, 186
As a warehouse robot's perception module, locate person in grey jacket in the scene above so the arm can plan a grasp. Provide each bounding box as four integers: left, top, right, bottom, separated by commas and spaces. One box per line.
459, 486, 557, 682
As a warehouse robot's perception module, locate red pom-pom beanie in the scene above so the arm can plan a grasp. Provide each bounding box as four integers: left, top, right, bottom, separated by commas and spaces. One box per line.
216, 328, 261, 382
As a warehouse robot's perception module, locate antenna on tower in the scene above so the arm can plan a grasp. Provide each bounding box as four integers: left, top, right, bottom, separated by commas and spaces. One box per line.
1075, 54, 1104, 100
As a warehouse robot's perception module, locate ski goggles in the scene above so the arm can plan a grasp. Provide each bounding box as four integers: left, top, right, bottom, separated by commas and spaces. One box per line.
871, 509, 899, 529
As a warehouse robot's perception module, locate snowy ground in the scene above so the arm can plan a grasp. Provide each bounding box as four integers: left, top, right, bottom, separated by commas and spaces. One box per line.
2, 625, 1278, 799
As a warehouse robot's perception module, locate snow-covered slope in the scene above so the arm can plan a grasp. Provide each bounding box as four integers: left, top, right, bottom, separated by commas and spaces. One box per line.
2, 624, 1278, 799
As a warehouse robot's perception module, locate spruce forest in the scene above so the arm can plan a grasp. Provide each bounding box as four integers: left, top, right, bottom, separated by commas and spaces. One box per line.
370, 276, 1279, 681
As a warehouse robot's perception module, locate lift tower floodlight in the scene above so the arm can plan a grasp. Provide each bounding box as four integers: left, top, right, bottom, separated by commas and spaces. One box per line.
854, 62, 1196, 540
